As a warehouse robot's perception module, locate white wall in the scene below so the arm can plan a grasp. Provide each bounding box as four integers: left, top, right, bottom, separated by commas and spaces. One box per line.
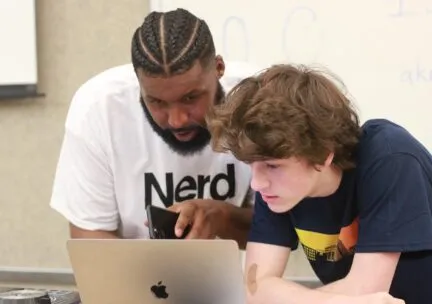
0, 0, 37, 85
151, 0, 432, 151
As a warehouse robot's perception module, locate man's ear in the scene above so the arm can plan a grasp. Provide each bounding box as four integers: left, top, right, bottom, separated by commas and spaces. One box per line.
215, 55, 225, 79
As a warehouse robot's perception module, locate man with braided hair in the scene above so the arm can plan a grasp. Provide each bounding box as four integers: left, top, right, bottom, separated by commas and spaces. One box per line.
50, 8, 258, 247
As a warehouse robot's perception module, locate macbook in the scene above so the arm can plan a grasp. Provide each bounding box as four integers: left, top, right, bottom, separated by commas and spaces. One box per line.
67, 239, 246, 304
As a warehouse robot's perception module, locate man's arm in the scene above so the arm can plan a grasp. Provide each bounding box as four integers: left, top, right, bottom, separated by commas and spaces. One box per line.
217, 187, 255, 248
217, 202, 253, 249
69, 223, 119, 239
50, 89, 119, 237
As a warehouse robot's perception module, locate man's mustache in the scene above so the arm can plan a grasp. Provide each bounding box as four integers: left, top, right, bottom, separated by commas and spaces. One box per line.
166, 125, 204, 133
167, 123, 207, 133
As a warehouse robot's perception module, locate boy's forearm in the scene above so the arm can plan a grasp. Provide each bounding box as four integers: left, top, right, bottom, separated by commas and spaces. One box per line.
248, 276, 352, 304
318, 278, 358, 295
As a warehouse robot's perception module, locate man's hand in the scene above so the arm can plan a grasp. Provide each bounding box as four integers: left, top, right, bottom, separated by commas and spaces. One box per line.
168, 199, 228, 239
143, 199, 252, 247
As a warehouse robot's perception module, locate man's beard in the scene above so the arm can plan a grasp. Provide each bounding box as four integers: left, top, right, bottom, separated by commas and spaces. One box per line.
140, 81, 225, 156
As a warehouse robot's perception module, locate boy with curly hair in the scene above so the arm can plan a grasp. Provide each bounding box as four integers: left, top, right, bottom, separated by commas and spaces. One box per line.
207, 64, 432, 304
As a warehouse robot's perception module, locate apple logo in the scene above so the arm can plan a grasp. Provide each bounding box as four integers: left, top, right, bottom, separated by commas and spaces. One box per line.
150, 281, 169, 299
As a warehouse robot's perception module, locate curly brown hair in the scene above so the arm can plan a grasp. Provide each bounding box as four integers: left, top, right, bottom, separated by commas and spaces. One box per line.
206, 64, 362, 170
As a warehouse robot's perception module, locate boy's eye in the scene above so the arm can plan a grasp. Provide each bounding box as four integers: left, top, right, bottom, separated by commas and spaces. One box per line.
183, 94, 198, 103
266, 164, 279, 169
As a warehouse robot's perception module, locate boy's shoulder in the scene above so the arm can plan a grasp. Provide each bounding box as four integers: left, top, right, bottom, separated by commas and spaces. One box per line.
356, 119, 431, 172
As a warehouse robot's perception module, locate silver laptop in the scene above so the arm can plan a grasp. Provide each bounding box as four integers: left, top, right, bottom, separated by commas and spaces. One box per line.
67, 239, 246, 304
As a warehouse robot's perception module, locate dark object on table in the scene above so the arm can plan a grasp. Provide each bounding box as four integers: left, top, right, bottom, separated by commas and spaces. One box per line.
46, 291, 80, 304
0, 290, 80, 304
0, 289, 51, 304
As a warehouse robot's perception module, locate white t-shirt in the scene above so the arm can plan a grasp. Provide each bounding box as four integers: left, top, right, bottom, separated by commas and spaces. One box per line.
50, 62, 258, 239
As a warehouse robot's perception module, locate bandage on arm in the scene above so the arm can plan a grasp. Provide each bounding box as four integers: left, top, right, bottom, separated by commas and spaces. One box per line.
245, 242, 291, 296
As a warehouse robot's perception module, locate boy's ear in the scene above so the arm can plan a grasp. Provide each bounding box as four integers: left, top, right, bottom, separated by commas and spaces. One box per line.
324, 152, 335, 167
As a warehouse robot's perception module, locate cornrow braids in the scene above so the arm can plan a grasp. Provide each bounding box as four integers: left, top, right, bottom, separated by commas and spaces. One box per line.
131, 8, 216, 76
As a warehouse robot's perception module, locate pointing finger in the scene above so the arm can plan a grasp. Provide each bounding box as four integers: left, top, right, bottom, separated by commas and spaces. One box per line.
175, 205, 195, 237
168, 203, 181, 213
185, 210, 206, 239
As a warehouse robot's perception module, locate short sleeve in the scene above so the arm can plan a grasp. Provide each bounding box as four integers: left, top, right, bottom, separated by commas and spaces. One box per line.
50, 94, 119, 231
356, 153, 432, 252
248, 192, 299, 249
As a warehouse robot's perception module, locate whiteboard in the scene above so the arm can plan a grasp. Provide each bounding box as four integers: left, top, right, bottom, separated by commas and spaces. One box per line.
0, 0, 37, 86
150, 0, 432, 151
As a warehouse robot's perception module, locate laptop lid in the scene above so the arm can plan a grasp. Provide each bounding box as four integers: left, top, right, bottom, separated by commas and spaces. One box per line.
66, 239, 246, 304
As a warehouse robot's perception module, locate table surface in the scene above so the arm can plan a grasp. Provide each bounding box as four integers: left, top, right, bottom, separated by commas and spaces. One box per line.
0, 266, 321, 303
0, 267, 76, 290
0, 266, 320, 287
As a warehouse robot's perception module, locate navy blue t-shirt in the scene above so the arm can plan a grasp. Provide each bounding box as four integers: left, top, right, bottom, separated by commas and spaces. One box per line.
249, 119, 432, 304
